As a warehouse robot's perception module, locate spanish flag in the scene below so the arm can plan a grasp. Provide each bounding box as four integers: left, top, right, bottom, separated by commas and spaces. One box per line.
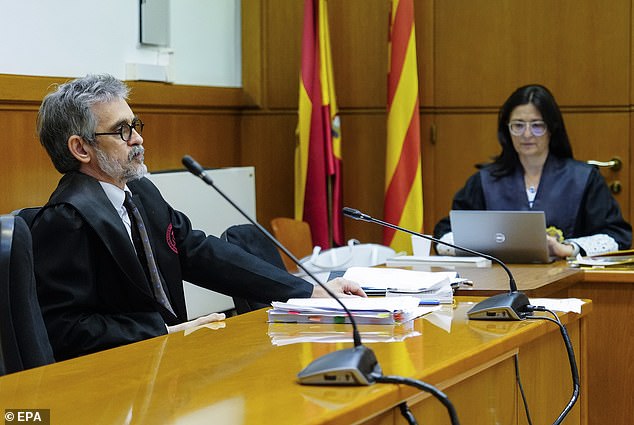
295, 0, 343, 249
384, 0, 423, 252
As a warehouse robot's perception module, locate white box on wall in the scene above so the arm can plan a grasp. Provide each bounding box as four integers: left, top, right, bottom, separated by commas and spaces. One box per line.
126, 63, 173, 83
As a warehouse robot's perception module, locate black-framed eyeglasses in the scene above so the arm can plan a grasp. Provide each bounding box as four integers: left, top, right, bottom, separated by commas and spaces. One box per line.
94, 118, 144, 142
508, 120, 547, 137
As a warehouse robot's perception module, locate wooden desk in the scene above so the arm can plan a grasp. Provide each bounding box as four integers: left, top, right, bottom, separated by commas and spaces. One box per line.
0, 299, 588, 425
454, 261, 581, 297
454, 262, 632, 425
569, 270, 634, 425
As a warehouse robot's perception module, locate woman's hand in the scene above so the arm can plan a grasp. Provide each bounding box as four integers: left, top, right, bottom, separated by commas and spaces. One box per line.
547, 235, 575, 258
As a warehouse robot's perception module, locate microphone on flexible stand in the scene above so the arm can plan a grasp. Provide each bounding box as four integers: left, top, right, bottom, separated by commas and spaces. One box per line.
182, 155, 381, 385
342, 207, 531, 320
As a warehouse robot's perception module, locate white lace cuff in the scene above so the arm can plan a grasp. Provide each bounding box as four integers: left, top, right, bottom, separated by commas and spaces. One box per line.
436, 232, 456, 256
567, 234, 618, 256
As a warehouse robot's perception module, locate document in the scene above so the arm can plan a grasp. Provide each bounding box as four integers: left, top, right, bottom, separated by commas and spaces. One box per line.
386, 282, 454, 304
528, 298, 585, 314
572, 250, 634, 268
267, 296, 437, 325
342, 266, 453, 293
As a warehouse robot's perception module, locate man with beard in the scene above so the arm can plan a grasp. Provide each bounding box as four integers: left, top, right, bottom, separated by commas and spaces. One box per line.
31, 74, 365, 361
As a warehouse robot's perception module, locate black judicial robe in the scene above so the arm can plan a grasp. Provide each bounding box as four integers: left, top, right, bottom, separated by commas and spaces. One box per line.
434, 156, 632, 249
31, 172, 313, 360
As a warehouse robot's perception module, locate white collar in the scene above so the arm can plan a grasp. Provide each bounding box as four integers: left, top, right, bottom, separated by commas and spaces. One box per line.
99, 181, 130, 212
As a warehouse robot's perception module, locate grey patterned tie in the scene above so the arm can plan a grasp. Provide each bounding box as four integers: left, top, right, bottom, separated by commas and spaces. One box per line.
124, 192, 176, 316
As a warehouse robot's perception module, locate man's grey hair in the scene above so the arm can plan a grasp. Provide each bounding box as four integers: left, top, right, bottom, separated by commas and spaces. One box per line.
37, 74, 130, 173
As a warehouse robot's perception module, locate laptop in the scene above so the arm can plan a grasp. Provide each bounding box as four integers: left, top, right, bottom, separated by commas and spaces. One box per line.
450, 210, 554, 264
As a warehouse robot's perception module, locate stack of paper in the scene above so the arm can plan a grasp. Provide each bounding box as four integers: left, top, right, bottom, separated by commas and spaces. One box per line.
528, 298, 585, 314
386, 283, 454, 304
572, 250, 634, 268
386, 255, 492, 268
342, 266, 453, 295
267, 296, 435, 325
341, 266, 456, 303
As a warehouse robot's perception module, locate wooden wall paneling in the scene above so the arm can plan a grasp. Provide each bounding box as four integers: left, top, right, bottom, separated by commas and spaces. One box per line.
0, 74, 246, 109
419, 0, 439, 235
564, 111, 630, 220
137, 111, 242, 173
430, 112, 499, 230
0, 109, 60, 213
328, 0, 390, 109
421, 112, 436, 234
0, 73, 246, 214
0, 74, 68, 103
631, 109, 634, 230
240, 113, 297, 229
417, 0, 435, 108
241, 0, 264, 107
418, 0, 435, 235
264, 0, 391, 110
434, 0, 631, 107
338, 113, 387, 244
630, 1, 634, 233
0, 108, 243, 214
568, 280, 634, 425
127, 83, 245, 109
264, 0, 303, 109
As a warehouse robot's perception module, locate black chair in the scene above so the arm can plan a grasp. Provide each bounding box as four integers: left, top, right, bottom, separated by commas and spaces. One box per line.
0, 215, 54, 375
11, 207, 42, 228
221, 224, 287, 314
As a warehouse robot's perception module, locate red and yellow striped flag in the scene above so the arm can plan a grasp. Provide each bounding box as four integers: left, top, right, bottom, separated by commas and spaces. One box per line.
296, 0, 343, 248
384, 0, 423, 252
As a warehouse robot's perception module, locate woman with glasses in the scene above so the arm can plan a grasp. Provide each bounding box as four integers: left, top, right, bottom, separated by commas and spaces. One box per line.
433, 84, 631, 258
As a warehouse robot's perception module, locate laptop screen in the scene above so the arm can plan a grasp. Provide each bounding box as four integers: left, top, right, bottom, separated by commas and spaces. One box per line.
450, 210, 553, 264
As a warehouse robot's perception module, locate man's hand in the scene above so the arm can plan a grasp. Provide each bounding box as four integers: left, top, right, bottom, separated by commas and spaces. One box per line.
167, 312, 226, 334
311, 277, 367, 298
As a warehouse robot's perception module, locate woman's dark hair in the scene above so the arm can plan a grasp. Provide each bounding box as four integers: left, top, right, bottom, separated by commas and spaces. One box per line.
485, 84, 573, 176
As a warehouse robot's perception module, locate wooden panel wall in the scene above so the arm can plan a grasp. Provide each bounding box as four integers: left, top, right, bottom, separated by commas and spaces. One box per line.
244, 0, 634, 244
0, 75, 244, 215
1, 0, 633, 247
430, 0, 632, 234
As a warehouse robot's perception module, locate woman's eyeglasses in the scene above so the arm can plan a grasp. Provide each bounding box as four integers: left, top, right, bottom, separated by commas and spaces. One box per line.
508, 120, 547, 137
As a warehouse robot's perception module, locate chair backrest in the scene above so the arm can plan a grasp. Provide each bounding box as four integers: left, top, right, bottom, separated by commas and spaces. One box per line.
11, 207, 42, 228
270, 217, 314, 272
221, 224, 286, 314
0, 215, 54, 375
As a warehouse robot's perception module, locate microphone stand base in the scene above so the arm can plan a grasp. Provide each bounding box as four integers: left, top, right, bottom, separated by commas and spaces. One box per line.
467, 292, 531, 320
297, 346, 381, 386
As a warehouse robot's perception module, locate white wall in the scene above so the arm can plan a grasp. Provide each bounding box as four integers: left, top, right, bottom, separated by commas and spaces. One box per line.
0, 0, 241, 87
147, 167, 257, 317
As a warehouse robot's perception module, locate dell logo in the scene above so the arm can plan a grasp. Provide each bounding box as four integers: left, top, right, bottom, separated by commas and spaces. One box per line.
495, 233, 506, 243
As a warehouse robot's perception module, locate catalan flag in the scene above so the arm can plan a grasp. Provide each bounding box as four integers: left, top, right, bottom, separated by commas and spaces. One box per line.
384, 0, 423, 252
295, 0, 343, 248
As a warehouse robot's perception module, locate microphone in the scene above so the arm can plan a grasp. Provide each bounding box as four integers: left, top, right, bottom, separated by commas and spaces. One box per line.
182, 155, 381, 385
343, 207, 531, 320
